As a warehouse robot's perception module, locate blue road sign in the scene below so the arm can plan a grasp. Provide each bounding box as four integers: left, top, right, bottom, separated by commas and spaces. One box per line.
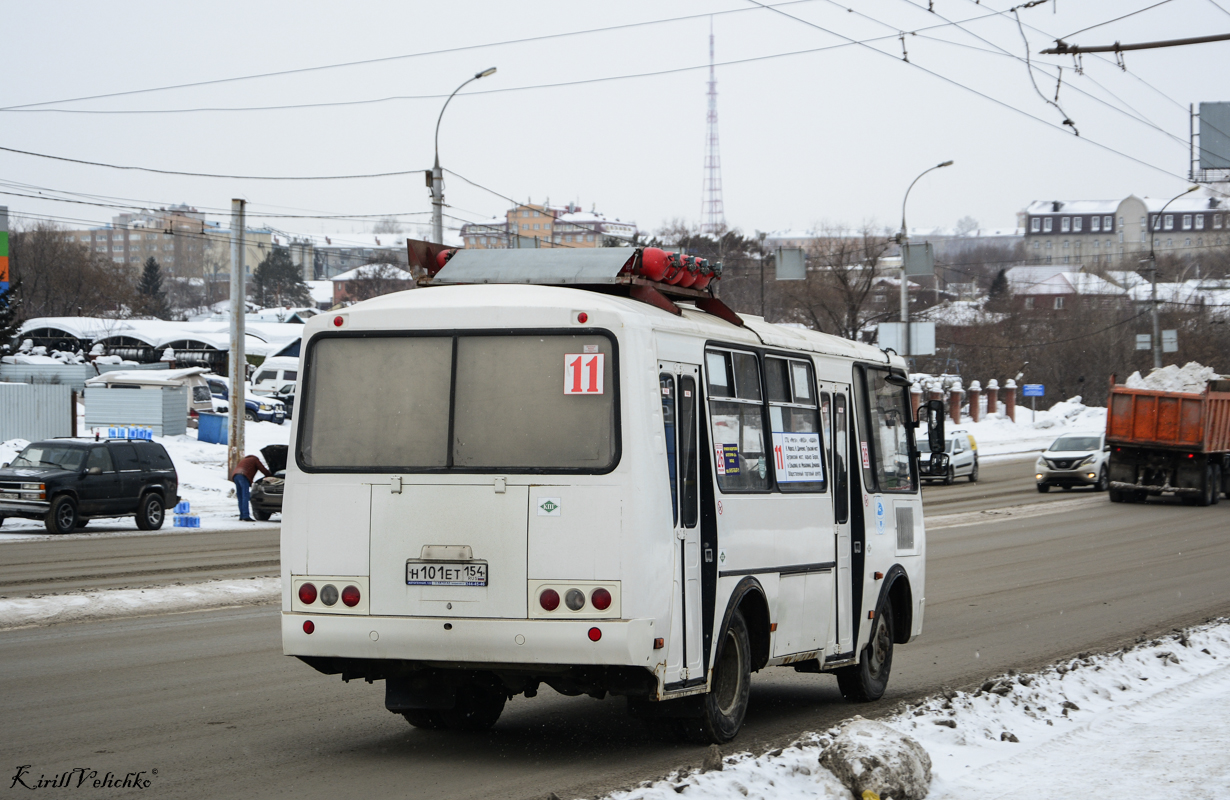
1022, 384, 1045, 397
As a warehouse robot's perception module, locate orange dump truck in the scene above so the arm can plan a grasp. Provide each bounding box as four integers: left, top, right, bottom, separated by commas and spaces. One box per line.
1106, 376, 1230, 505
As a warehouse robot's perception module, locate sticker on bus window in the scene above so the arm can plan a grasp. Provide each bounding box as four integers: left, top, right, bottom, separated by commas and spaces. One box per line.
583, 344, 599, 354
564, 353, 604, 394
860, 441, 871, 468
772, 432, 824, 482
715, 444, 726, 475
722, 443, 741, 475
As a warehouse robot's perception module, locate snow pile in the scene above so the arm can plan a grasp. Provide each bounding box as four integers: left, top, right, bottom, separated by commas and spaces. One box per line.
952, 397, 1104, 458
1124, 361, 1221, 394
0, 577, 279, 630
607, 619, 1230, 800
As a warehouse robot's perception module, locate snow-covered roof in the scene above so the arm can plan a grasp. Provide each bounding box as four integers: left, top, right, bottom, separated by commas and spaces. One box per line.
1004, 267, 1125, 297
85, 366, 210, 386
1025, 200, 1122, 215
307, 280, 333, 304
330, 263, 416, 282
917, 299, 1008, 326
1139, 196, 1226, 213
19, 317, 303, 357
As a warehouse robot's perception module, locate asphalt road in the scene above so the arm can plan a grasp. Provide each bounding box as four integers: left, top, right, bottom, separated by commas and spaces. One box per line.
3, 458, 1229, 800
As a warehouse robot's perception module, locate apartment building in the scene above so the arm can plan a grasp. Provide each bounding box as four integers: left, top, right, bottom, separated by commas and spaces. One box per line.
459, 201, 637, 249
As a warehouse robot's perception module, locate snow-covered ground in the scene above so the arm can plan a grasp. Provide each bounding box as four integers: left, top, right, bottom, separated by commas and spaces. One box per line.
609, 619, 1230, 800
0, 577, 279, 630
939, 396, 1106, 461
0, 415, 290, 539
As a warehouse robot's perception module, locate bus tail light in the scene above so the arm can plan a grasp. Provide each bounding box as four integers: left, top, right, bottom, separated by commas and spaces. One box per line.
341, 585, 361, 607
590, 587, 612, 611
298, 582, 317, 605
539, 588, 560, 611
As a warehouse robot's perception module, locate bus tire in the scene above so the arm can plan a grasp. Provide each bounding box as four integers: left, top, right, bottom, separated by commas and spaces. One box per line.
680, 608, 751, 744
401, 709, 446, 730
437, 683, 506, 732
836, 602, 894, 703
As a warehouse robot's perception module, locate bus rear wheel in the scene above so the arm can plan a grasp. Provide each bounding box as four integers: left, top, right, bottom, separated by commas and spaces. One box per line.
436, 684, 506, 732
679, 608, 751, 744
836, 603, 894, 702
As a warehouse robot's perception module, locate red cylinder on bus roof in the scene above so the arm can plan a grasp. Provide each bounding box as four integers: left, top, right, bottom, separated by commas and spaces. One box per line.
638, 247, 669, 281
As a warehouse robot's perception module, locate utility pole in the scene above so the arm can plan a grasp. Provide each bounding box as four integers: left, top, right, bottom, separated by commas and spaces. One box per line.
899, 160, 953, 361
1148, 185, 1199, 370
228, 199, 246, 477
431, 68, 497, 244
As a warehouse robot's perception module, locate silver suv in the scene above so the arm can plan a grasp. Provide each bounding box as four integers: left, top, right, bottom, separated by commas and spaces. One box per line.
1036, 432, 1109, 492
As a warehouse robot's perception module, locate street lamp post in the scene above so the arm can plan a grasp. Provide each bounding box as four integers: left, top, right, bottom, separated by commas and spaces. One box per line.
898, 160, 953, 359
431, 67, 497, 245
1147, 185, 1199, 370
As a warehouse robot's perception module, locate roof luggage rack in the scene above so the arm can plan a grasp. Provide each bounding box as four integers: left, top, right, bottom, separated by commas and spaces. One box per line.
405, 238, 744, 326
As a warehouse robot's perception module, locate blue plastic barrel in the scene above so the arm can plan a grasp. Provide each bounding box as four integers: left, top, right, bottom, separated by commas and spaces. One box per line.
197, 412, 228, 445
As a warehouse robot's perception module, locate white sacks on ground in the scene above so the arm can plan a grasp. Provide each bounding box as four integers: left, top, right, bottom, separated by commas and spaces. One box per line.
819, 717, 932, 800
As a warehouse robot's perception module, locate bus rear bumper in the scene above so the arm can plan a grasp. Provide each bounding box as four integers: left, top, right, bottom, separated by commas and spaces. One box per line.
282, 612, 659, 668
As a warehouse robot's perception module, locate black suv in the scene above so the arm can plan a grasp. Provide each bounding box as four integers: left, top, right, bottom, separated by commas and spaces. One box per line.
0, 439, 179, 534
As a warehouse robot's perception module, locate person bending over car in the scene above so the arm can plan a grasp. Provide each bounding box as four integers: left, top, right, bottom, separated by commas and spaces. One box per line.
231, 454, 270, 522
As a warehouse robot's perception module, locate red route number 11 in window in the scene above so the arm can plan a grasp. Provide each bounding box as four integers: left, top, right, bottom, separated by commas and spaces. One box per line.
564, 353, 605, 395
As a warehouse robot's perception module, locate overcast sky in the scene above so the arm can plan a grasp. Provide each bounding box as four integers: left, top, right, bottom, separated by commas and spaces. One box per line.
0, 0, 1226, 246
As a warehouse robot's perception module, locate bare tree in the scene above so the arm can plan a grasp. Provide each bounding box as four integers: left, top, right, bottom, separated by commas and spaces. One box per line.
372, 216, 404, 235
8, 221, 135, 319
776, 224, 894, 339
343, 262, 413, 303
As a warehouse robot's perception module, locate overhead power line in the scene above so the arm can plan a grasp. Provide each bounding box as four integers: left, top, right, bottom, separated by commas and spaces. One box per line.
0, 144, 426, 180
1057, 0, 1175, 41
0, 1, 823, 112
1042, 32, 1230, 54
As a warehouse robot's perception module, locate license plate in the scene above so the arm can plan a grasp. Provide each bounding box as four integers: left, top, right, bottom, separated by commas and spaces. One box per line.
0, 492, 18, 500
406, 560, 488, 587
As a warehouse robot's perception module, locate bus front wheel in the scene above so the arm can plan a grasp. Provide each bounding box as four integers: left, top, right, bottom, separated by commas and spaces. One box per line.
836, 602, 894, 702
680, 608, 751, 744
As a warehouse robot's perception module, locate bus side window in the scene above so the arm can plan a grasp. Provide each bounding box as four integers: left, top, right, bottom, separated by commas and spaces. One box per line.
679, 376, 699, 528
706, 349, 769, 492
833, 393, 849, 523
660, 374, 678, 524
766, 357, 825, 493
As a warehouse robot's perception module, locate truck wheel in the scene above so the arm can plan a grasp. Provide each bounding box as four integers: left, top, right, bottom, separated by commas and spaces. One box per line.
837, 602, 894, 703
45, 496, 78, 535
1109, 488, 1125, 503
1211, 465, 1222, 505
437, 684, 506, 731
135, 493, 165, 530
401, 709, 446, 730
678, 608, 751, 744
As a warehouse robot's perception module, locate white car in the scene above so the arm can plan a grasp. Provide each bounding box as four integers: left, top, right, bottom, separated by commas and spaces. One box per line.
922, 429, 978, 485
1036, 432, 1109, 492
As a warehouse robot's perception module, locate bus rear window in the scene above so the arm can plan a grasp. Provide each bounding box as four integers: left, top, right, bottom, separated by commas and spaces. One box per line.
298, 333, 618, 472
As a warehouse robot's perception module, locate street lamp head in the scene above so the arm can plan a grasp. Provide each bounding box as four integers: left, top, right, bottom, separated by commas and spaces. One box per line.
938, 160, 954, 168
476, 67, 497, 79
1183, 184, 1199, 193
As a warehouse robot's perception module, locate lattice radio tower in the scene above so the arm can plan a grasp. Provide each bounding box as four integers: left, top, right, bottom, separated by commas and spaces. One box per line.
700, 18, 726, 236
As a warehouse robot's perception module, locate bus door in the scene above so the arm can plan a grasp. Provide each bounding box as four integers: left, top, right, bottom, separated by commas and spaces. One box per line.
820, 383, 854, 657
659, 362, 703, 686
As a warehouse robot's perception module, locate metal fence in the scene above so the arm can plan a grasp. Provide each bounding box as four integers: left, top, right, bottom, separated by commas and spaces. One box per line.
0, 383, 73, 442
0, 362, 169, 394
83, 386, 188, 437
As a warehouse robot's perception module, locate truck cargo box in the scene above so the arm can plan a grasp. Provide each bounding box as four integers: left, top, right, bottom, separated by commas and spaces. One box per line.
1106, 379, 1230, 454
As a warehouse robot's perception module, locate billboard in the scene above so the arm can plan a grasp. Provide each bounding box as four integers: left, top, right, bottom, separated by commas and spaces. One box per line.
1199, 102, 1230, 170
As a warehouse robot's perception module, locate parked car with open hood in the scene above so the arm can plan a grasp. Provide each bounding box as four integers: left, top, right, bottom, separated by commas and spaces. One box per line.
250, 444, 287, 521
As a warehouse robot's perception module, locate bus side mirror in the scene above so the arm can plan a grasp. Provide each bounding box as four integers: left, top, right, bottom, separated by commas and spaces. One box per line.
924, 399, 948, 476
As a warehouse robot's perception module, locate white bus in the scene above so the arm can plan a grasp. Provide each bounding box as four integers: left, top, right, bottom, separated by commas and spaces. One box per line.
281, 248, 946, 743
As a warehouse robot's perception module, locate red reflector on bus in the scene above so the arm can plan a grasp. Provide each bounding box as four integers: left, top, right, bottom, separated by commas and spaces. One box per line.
303, 620, 315, 634
539, 588, 560, 611
591, 587, 612, 611
577, 312, 588, 324
653, 638, 664, 649
588, 627, 602, 642
298, 582, 317, 605
874, 572, 884, 580
333, 316, 344, 327
341, 585, 361, 607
